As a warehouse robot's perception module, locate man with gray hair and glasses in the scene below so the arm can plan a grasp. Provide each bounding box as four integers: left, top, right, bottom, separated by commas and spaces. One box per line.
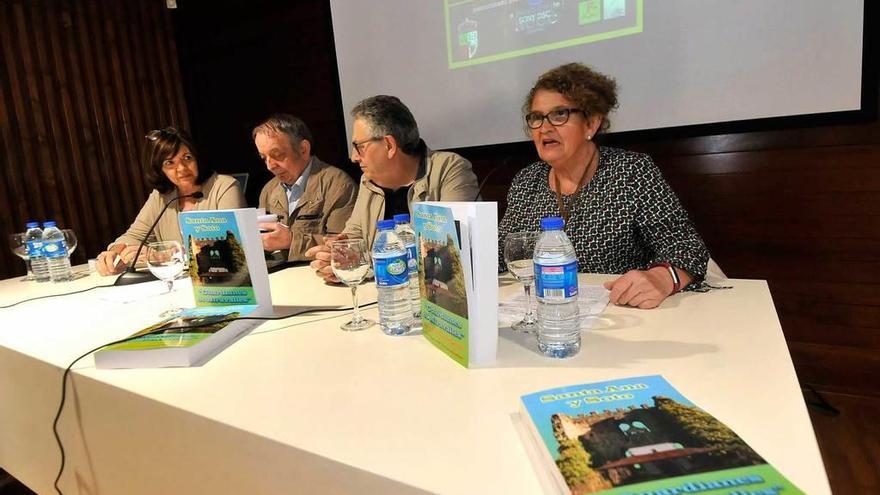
306, 95, 479, 283
254, 113, 357, 261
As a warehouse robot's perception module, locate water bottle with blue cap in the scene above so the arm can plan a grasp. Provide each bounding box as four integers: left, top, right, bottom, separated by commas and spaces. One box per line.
373, 219, 412, 335
533, 216, 580, 358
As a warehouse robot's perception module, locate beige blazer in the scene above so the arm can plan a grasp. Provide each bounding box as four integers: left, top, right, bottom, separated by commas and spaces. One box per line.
113, 173, 246, 247
258, 157, 358, 261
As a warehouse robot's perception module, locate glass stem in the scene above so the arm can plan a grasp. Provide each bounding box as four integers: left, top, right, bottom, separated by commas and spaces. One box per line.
350, 286, 362, 323
523, 283, 536, 323
167, 280, 176, 312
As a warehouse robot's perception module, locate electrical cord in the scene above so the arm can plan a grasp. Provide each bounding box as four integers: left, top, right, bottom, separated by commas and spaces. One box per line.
0, 284, 114, 309
51, 301, 377, 495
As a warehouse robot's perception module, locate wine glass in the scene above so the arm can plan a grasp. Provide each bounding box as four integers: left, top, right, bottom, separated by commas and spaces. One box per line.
330, 239, 375, 331
146, 240, 185, 318
503, 231, 540, 332
8, 233, 32, 281
62, 229, 77, 256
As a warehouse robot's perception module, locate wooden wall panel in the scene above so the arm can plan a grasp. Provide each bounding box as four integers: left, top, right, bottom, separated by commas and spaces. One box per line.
0, 0, 188, 279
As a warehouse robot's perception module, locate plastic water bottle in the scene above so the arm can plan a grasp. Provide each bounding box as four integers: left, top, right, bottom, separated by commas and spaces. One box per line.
373, 219, 412, 336
25, 221, 50, 283
393, 213, 420, 319
42, 221, 73, 282
533, 216, 580, 358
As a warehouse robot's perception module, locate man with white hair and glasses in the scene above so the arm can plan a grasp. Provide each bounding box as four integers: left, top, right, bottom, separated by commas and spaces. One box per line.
306, 95, 479, 283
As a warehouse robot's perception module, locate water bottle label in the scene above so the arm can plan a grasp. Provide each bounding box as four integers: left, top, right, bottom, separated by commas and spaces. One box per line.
405, 244, 418, 271
374, 254, 409, 287
26, 240, 44, 257
43, 239, 69, 258
535, 261, 578, 300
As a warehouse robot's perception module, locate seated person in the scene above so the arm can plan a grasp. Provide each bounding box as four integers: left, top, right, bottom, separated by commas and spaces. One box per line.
96, 127, 246, 275
306, 95, 479, 283
498, 63, 710, 309
253, 114, 357, 261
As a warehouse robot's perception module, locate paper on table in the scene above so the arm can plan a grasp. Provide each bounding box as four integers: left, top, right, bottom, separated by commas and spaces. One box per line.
498, 284, 610, 330
99, 277, 193, 304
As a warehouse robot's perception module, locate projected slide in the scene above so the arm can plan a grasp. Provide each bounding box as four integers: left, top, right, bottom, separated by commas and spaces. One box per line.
446, 0, 642, 69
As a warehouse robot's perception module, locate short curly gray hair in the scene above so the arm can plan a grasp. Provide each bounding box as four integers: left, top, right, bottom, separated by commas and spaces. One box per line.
351, 95, 421, 155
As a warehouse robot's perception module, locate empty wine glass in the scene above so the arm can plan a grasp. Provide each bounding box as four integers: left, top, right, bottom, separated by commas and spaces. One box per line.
330, 238, 375, 331
146, 240, 185, 318
504, 231, 540, 332
8, 233, 32, 281
62, 229, 77, 256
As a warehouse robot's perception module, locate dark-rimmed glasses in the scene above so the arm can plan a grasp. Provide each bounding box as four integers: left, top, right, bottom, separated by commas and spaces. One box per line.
145, 127, 180, 141
524, 108, 584, 129
351, 137, 382, 156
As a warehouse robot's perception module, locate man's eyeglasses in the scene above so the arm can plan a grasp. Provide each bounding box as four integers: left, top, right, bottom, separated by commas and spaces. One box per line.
351, 137, 382, 155
145, 127, 180, 141
524, 108, 584, 129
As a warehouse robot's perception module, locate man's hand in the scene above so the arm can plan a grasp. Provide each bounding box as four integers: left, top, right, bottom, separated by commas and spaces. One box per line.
260, 222, 292, 252
304, 233, 348, 284
602, 267, 676, 309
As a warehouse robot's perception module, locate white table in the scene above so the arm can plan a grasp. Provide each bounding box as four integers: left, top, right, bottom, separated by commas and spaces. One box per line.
0, 267, 830, 494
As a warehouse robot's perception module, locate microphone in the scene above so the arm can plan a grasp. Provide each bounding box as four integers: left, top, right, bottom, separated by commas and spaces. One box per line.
114, 191, 204, 286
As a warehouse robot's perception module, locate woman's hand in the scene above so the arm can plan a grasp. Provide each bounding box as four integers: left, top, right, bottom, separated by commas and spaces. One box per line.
603, 266, 690, 309
96, 244, 145, 276
96, 245, 127, 276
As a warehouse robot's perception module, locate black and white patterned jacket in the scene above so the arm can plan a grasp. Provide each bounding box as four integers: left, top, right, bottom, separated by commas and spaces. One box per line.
498, 146, 709, 281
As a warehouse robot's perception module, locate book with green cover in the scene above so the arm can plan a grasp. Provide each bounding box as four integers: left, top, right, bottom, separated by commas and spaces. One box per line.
412, 202, 498, 367
95, 208, 271, 369
179, 209, 271, 307
519, 375, 804, 495
94, 305, 258, 369
413, 203, 470, 366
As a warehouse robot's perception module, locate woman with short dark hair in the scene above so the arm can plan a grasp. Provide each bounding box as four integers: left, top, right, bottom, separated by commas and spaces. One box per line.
96, 127, 246, 276
499, 63, 710, 309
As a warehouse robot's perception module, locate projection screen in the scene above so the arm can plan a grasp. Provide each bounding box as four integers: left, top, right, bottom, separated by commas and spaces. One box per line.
330, 0, 865, 149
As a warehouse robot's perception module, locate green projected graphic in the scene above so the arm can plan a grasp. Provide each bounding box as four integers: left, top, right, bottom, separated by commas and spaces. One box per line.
445, 0, 643, 69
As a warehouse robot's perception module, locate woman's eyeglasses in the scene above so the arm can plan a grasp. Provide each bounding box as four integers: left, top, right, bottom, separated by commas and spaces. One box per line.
524, 108, 584, 129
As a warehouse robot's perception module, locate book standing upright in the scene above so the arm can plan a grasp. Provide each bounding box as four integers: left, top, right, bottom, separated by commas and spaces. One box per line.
412, 201, 498, 367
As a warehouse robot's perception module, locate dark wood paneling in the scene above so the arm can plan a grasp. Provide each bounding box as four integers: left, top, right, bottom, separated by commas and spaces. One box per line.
171, 0, 355, 208
790, 343, 880, 396
807, 392, 880, 494
0, 0, 188, 279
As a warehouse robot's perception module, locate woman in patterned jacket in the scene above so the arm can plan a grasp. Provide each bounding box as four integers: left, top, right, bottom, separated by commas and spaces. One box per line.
498, 63, 710, 309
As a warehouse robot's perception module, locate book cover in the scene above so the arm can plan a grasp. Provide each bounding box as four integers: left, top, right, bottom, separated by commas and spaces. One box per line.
413, 204, 470, 367
95, 305, 259, 369
520, 375, 803, 495
413, 202, 498, 367
180, 210, 255, 306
